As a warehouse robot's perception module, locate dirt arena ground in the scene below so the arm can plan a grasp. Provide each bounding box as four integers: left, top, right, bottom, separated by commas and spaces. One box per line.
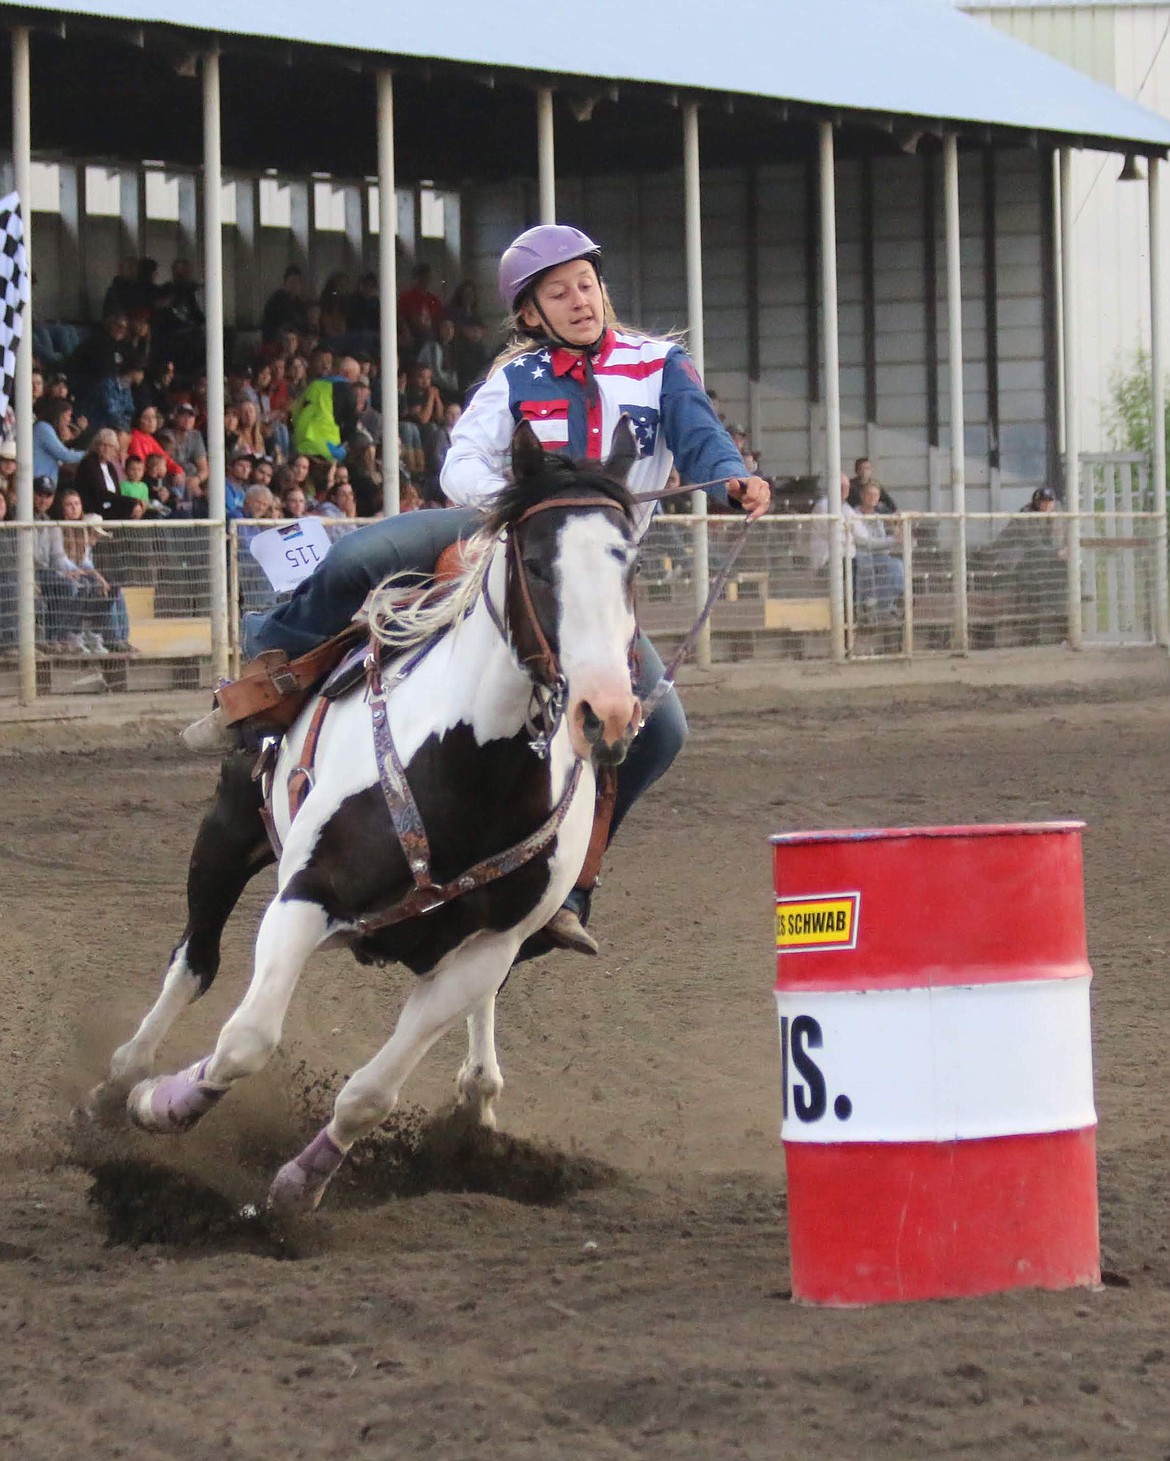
2, 651, 1170, 1459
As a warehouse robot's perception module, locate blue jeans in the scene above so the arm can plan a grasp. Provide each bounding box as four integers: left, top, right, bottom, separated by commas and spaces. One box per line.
243, 509, 687, 851
855, 551, 905, 613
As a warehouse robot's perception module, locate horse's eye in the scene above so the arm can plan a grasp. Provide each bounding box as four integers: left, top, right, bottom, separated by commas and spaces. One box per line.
523, 557, 551, 584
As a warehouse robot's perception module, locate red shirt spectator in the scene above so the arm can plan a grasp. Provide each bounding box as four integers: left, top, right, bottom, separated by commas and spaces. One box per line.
129, 406, 183, 479
398, 263, 445, 333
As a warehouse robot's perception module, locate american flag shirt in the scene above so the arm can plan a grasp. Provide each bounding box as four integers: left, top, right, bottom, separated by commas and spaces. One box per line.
441, 328, 743, 540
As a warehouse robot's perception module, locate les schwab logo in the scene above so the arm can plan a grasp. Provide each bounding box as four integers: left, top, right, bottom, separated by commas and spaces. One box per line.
774, 892, 860, 953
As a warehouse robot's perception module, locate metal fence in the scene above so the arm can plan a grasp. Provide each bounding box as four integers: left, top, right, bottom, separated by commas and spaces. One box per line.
1, 498, 1166, 701
0, 518, 221, 698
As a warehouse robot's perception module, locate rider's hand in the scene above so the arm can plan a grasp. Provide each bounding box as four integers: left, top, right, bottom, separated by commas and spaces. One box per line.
727, 475, 771, 521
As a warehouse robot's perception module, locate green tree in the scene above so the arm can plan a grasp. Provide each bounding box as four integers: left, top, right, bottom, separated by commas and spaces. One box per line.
1106, 347, 1169, 460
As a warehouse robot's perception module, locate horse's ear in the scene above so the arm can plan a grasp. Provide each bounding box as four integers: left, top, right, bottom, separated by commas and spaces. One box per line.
511, 420, 545, 481
602, 415, 638, 484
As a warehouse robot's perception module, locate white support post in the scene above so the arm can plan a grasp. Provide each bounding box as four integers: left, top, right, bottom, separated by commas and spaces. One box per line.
1060, 147, 1083, 649
683, 101, 712, 670
819, 121, 845, 663
202, 47, 229, 679
943, 134, 969, 654
12, 26, 34, 702
1150, 156, 1169, 647
537, 88, 556, 224
377, 69, 400, 515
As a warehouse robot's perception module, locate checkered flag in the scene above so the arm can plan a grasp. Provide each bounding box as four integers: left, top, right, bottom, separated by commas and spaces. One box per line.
0, 192, 30, 426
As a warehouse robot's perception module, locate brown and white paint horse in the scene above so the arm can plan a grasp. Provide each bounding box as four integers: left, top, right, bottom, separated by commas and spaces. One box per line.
86, 422, 642, 1211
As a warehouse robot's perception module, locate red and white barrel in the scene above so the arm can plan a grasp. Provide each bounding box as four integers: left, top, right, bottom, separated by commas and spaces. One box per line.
771, 822, 1100, 1306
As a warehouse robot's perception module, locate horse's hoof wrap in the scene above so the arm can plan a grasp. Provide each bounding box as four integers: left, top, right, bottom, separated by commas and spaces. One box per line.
127, 1058, 226, 1133
267, 1127, 346, 1212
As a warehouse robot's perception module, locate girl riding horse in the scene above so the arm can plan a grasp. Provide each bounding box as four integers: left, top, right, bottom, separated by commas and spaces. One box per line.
186, 225, 770, 952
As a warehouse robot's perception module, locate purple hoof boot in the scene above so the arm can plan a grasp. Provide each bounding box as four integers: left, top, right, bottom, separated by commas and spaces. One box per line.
127, 1059, 227, 1134
267, 1127, 346, 1212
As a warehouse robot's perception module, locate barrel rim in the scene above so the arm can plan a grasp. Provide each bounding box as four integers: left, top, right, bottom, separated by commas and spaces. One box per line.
770, 821, 1085, 847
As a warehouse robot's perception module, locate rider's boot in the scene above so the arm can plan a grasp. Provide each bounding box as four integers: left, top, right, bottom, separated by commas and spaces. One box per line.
182, 702, 240, 754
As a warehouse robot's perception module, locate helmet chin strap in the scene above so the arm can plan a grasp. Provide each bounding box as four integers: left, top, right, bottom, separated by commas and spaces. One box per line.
529, 297, 607, 358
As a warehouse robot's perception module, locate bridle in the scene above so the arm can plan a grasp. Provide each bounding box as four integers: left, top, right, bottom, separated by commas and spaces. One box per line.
482, 491, 634, 758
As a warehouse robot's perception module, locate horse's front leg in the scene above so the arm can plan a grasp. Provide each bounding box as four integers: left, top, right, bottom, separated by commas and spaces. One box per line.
455, 992, 504, 1129
126, 896, 328, 1133
80, 752, 273, 1125
269, 931, 519, 1212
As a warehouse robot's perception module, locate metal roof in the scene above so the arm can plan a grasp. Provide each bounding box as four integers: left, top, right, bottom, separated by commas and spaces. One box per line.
10, 0, 1170, 149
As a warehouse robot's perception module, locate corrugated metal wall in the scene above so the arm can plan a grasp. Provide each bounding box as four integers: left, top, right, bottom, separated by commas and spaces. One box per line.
465, 148, 1051, 511
966, 3, 1170, 450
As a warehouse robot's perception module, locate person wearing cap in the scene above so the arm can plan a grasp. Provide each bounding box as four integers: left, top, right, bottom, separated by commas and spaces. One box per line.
186, 224, 768, 954
170, 401, 209, 484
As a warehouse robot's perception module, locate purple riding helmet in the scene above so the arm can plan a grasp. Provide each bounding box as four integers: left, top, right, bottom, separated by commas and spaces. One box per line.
497, 224, 603, 310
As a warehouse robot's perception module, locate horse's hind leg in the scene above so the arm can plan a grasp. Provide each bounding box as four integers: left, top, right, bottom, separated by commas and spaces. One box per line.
84, 753, 272, 1120
127, 894, 327, 1134
455, 992, 504, 1129
269, 932, 518, 1211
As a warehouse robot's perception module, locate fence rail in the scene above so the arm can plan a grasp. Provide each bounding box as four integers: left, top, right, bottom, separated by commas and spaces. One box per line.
1, 499, 1166, 701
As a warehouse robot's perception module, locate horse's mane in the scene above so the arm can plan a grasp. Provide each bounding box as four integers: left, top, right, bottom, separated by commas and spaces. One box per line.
367, 457, 634, 657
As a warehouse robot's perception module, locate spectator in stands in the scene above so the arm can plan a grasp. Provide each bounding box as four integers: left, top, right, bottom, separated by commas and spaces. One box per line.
234, 399, 267, 461
253, 362, 289, 461
33, 399, 86, 487
289, 453, 313, 496
243, 484, 280, 521
75, 429, 128, 517
90, 366, 140, 433
281, 483, 308, 519
291, 355, 358, 472
347, 273, 379, 337
398, 263, 445, 335
453, 316, 490, 396
265, 355, 291, 417
225, 451, 253, 520
155, 258, 205, 371
447, 280, 480, 330
252, 458, 275, 489
319, 273, 351, 343
404, 362, 443, 457
129, 406, 183, 480
262, 265, 311, 343
169, 401, 209, 483
847, 456, 898, 514
809, 473, 856, 575
416, 317, 460, 402
850, 479, 904, 618
223, 404, 240, 459
125, 310, 153, 374
31, 367, 44, 404
349, 437, 383, 517
102, 257, 138, 320
0, 439, 16, 514
130, 257, 160, 314
353, 377, 382, 445
69, 313, 130, 396
33, 478, 84, 651
226, 365, 259, 410
286, 354, 310, 406
58, 489, 133, 652
119, 454, 149, 508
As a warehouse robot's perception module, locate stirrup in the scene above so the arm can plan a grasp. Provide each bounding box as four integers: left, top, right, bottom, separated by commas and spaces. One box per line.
543, 906, 599, 957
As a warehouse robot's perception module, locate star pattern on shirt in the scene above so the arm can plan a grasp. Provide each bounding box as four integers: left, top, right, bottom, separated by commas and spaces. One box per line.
531, 366, 545, 379
539, 351, 551, 363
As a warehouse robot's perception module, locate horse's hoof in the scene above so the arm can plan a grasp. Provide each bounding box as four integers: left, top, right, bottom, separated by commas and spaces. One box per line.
74, 1081, 132, 1129
267, 1127, 346, 1213
127, 1059, 226, 1134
